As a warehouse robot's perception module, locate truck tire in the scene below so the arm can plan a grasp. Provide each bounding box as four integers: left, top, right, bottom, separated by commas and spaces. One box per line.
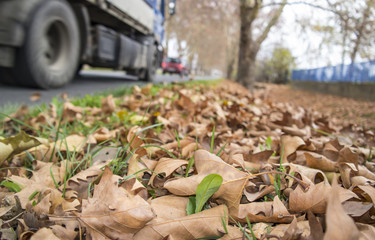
13, 0, 80, 89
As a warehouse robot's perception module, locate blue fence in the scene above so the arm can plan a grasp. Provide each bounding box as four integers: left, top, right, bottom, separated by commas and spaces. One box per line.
292, 60, 375, 83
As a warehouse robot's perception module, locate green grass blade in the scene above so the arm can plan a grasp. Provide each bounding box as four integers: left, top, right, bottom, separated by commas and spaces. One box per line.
210, 125, 215, 153
185, 156, 194, 177
216, 142, 227, 156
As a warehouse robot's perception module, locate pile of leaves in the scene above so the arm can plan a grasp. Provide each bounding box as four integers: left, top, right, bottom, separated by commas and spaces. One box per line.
0, 80, 375, 240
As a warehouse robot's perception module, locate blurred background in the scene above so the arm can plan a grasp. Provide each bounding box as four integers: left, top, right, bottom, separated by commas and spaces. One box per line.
164, 0, 375, 84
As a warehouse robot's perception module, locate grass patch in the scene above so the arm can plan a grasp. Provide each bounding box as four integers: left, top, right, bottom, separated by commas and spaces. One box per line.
0, 103, 19, 122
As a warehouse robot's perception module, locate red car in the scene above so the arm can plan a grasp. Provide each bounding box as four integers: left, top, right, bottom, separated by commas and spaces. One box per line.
162, 57, 189, 76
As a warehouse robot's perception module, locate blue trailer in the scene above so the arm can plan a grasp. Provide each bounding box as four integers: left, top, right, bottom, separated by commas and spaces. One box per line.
0, 0, 173, 88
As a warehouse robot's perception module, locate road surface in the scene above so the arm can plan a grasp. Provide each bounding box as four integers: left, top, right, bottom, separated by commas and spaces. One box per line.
0, 70, 216, 108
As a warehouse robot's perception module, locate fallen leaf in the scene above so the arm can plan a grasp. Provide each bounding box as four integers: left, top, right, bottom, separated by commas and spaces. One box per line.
133, 205, 228, 240
127, 126, 147, 157
323, 176, 360, 240
30, 93, 41, 102
356, 223, 375, 240
233, 196, 294, 223
219, 225, 243, 240
306, 210, 323, 240
289, 182, 357, 214
30, 228, 59, 240
305, 152, 338, 172
62, 102, 82, 123
150, 195, 189, 221
0, 131, 48, 166
50, 225, 78, 240
280, 135, 305, 163
164, 150, 249, 213
63, 162, 106, 199
269, 217, 300, 240
150, 158, 189, 187
79, 167, 155, 239
342, 201, 373, 218
101, 94, 116, 114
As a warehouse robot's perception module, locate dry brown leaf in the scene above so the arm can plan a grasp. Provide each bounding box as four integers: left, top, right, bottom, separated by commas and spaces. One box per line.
133, 205, 228, 240
338, 147, 359, 168
30, 228, 59, 240
0, 131, 49, 166
233, 196, 294, 223
176, 92, 196, 116
289, 182, 357, 214
53, 134, 92, 153
150, 195, 189, 221
357, 185, 375, 206
358, 165, 375, 181
280, 135, 305, 163
119, 177, 147, 201
181, 142, 199, 158
3, 75, 375, 239
141, 83, 153, 95
164, 150, 248, 213
356, 223, 375, 240
219, 225, 243, 240
342, 201, 373, 218
127, 153, 148, 179
30, 93, 41, 102
64, 162, 106, 199
339, 162, 358, 188
79, 167, 155, 239
305, 152, 338, 172
150, 158, 188, 187
127, 126, 147, 157
9, 162, 62, 208
50, 225, 78, 240
306, 211, 323, 240
101, 94, 116, 114
323, 177, 360, 240
287, 163, 329, 185
243, 150, 274, 170
268, 217, 301, 240
244, 185, 274, 202
62, 102, 82, 123
93, 127, 113, 142
322, 138, 342, 161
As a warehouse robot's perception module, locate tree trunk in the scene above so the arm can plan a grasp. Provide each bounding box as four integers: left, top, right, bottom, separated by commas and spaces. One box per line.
236, 0, 287, 91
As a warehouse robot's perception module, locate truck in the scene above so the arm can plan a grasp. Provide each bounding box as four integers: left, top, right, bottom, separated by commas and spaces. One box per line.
0, 0, 175, 89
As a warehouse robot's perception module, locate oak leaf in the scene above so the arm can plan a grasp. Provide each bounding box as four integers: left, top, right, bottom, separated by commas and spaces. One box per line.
133, 205, 228, 240
323, 177, 360, 240
233, 196, 294, 223
280, 135, 305, 163
164, 150, 248, 213
0, 131, 48, 166
101, 94, 116, 114
150, 158, 189, 187
79, 167, 155, 239
289, 182, 357, 214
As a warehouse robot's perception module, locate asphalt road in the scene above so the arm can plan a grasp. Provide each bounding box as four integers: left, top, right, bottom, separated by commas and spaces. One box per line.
0, 70, 216, 108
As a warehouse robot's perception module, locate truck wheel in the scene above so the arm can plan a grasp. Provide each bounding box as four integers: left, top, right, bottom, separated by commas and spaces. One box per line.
13, 0, 80, 89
